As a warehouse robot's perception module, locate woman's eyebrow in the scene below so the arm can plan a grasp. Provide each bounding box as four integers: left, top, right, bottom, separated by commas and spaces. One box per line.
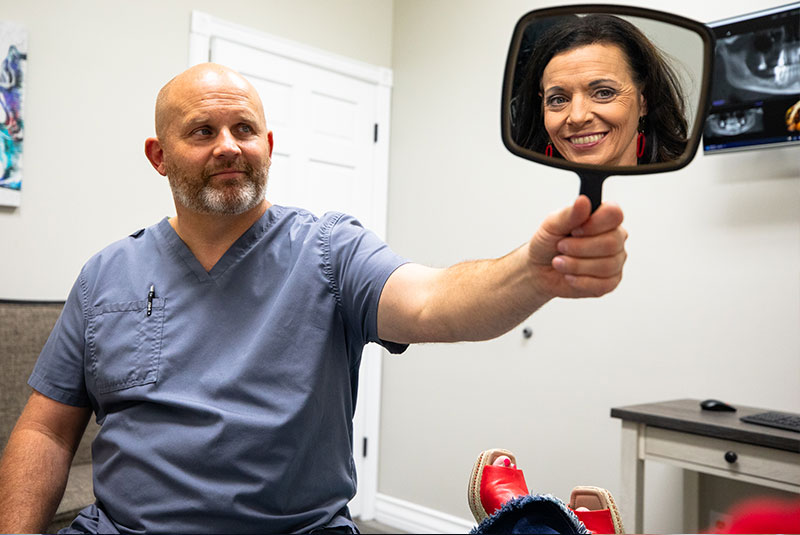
543, 85, 565, 96
588, 78, 620, 87
544, 78, 620, 95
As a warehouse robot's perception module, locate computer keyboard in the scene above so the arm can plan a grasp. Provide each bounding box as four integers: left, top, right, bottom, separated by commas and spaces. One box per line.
740, 411, 800, 433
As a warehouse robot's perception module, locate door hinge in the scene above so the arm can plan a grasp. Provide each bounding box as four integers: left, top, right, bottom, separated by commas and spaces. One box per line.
362, 437, 368, 457
373, 123, 379, 143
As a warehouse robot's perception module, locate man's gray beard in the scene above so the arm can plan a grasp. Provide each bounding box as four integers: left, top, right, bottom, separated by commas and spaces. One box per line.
167, 162, 269, 215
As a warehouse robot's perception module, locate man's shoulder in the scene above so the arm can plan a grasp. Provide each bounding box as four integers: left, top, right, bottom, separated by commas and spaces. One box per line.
81, 219, 166, 275
271, 205, 357, 237
272, 205, 340, 224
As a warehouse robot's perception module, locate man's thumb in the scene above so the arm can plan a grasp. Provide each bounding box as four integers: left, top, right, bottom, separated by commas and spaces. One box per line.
541, 196, 592, 238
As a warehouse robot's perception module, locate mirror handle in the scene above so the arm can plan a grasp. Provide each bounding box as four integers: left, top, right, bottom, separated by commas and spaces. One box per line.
578, 172, 608, 213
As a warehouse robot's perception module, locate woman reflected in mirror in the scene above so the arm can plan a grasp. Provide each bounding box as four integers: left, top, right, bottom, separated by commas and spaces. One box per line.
511, 15, 689, 166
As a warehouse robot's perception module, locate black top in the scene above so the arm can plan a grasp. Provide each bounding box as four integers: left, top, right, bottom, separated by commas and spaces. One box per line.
611, 399, 800, 453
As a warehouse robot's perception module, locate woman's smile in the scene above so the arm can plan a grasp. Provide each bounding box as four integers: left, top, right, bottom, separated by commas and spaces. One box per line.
567, 132, 607, 147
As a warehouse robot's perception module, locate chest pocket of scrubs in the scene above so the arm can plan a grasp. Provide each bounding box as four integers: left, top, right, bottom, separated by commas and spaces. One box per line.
87, 298, 165, 394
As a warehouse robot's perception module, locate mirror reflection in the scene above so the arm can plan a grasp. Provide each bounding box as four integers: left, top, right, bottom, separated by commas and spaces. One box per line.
507, 13, 707, 169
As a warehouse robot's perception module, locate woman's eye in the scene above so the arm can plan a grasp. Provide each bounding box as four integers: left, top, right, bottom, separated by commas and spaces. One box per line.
594, 88, 616, 100
545, 95, 567, 107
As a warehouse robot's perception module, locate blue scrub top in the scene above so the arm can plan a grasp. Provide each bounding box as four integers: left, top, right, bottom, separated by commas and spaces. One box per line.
29, 206, 408, 534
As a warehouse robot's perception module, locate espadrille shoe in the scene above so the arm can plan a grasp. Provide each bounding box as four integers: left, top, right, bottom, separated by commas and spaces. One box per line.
468, 449, 529, 523
569, 486, 625, 534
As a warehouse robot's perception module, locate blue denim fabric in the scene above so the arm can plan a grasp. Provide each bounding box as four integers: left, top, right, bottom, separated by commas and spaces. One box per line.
471, 494, 590, 534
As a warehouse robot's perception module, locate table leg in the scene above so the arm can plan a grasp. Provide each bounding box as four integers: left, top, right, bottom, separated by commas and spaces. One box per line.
620, 421, 644, 534
683, 470, 700, 533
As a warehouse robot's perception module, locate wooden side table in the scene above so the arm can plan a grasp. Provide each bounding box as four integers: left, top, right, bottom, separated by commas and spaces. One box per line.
611, 399, 800, 533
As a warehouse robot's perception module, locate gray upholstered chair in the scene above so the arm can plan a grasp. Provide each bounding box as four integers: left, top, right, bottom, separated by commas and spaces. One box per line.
0, 300, 99, 532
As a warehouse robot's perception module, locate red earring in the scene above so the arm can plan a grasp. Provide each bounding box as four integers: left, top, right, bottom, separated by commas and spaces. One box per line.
636, 131, 645, 158
545, 142, 553, 157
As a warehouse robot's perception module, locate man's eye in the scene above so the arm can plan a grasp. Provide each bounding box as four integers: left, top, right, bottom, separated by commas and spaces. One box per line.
238, 124, 254, 134
193, 127, 213, 136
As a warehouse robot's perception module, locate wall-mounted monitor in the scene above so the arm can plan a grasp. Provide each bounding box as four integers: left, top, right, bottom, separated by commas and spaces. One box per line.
703, 2, 800, 154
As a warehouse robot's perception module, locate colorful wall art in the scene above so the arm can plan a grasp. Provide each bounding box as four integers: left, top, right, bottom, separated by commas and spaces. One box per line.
0, 22, 27, 208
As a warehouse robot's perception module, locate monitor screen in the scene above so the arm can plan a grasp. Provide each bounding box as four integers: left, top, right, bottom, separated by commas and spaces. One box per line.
703, 2, 800, 154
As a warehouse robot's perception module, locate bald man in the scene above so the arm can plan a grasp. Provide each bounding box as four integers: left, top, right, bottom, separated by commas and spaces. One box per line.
0, 64, 627, 534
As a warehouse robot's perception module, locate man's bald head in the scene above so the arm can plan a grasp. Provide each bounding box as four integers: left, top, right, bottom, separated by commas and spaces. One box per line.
144, 62, 274, 217
154, 63, 266, 141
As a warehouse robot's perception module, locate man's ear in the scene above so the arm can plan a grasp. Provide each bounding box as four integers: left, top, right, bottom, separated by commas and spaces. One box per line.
144, 137, 168, 176
267, 130, 274, 159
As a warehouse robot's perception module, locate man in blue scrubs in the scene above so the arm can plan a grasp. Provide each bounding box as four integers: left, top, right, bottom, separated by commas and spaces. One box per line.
0, 63, 628, 534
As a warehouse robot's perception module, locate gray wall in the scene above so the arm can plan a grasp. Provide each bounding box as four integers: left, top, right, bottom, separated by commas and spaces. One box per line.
383, 0, 799, 532
0, 0, 393, 299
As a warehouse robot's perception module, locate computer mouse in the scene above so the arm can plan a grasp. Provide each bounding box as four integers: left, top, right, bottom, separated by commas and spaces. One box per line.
700, 399, 737, 412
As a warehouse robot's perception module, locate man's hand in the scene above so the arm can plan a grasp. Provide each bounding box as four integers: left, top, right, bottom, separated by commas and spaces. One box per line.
527, 195, 628, 299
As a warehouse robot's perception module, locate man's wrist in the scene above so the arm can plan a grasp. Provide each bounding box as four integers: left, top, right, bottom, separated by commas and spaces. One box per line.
519, 242, 559, 305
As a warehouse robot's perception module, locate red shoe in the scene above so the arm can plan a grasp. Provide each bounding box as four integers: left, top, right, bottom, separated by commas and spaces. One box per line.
468, 449, 529, 522
569, 486, 625, 534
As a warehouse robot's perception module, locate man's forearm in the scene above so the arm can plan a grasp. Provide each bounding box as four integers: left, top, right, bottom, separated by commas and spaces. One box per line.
379, 244, 553, 344
0, 426, 75, 533
418, 244, 552, 342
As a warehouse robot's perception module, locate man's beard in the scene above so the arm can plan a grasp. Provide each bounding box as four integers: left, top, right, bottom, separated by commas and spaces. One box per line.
166, 159, 270, 215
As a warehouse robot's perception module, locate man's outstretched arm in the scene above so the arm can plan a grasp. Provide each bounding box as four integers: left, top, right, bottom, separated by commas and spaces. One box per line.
0, 390, 91, 533
378, 196, 627, 344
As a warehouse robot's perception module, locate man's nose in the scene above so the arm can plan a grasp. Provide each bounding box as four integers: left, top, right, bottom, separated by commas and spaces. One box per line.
212, 128, 242, 158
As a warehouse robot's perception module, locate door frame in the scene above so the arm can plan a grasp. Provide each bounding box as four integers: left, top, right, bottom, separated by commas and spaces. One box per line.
189, 11, 393, 520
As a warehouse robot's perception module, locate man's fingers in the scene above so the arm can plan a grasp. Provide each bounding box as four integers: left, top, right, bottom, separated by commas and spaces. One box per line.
562, 273, 624, 298
557, 227, 628, 258
571, 201, 624, 237
552, 250, 627, 278
541, 197, 623, 240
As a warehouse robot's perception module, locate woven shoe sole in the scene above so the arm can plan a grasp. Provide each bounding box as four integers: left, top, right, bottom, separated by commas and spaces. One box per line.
467, 448, 517, 523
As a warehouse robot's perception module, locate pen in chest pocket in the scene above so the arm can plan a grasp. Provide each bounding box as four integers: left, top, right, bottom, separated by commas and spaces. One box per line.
147, 284, 155, 317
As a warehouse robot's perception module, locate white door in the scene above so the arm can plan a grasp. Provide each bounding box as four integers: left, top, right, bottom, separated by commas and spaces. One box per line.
211, 38, 379, 232
192, 13, 392, 520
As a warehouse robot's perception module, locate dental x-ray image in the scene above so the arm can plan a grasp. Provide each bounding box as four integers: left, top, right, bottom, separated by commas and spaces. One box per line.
703, 2, 800, 153
705, 107, 764, 137
715, 29, 800, 95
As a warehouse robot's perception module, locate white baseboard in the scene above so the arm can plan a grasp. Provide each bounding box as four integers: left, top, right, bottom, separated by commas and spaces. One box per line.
374, 493, 476, 534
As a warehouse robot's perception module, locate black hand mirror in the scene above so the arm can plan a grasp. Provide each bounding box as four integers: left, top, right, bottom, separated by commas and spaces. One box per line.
502, 5, 715, 211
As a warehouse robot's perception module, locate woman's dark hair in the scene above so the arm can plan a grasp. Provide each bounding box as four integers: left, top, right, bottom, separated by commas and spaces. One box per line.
511, 14, 688, 164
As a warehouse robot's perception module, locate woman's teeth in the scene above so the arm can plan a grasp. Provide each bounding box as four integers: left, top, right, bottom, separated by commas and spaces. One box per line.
570, 133, 605, 145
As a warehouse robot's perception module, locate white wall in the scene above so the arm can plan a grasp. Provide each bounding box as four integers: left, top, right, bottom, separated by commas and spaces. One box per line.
0, 0, 393, 300
382, 0, 799, 533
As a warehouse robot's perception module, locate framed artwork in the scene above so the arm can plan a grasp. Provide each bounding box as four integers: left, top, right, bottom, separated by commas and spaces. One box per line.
0, 22, 27, 208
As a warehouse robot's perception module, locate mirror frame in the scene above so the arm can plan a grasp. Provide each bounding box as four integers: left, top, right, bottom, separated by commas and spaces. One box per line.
501, 4, 716, 176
